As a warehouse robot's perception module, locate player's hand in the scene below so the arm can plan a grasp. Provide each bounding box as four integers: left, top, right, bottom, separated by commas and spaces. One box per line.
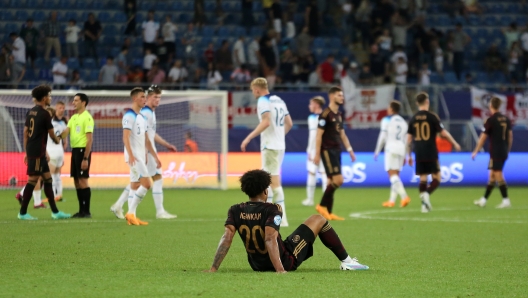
166, 144, 177, 152
313, 155, 320, 166
155, 157, 162, 168
53, 136, 60, 144
471, 151, 477, 160
454, 143, 461, 152
23, 155, 27, 165
129, 155, 136, 166
240, 138, 250, 152
349, 151, 356, 162
81, 160, 88, 170
373, 153, 378, 161
408, 157, 413, 166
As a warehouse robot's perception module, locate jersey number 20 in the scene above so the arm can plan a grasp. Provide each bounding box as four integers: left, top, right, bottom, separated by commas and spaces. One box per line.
239, 224, 268, 254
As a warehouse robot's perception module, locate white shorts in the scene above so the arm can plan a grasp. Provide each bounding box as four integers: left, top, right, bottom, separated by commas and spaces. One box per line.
147, 153, 162, 177
306, 153, 325, 174
384, 153, 404, 172
261, 149, 285, 176
128, 160, 149, 183
48, 152, 64, 168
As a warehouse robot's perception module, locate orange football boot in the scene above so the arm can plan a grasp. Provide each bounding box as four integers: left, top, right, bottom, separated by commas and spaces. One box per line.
400, 197, 411, 208
315, 204, 332, 220
382, 201, 395, 208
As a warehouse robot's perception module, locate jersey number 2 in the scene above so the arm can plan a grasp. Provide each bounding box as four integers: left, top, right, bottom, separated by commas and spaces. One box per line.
239, 225, 268, 254
274, 107, 284, 127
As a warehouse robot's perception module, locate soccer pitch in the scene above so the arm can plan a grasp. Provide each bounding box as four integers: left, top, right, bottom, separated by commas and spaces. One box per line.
1, 187, 527, 297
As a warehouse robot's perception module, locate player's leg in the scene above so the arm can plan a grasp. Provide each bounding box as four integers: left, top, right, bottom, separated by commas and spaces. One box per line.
261, 150, 274, 203
383, 154, 397, 207
271, 174, 288, 227
494, 168, 511, 208
18, 174, 40, 220
111, 184, 129, 219
32, 178, 45, 209
41, 170, 70, 219
71, 148, 84, 218
49, 155, 64, 201
303, 158, 317, 206
48, 161, 58, 201
475, 170, 495, 207
264, 150, 288, 226
125, 162, 150, 225
153, 173, 177, 219
317, 150, 343, 220
390, 170, 410, 208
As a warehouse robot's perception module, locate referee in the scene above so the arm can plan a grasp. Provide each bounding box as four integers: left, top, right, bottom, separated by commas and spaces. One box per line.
67, 93, 94, 218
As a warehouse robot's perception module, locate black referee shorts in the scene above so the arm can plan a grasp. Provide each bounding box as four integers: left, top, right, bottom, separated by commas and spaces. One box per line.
71, 148, 91, 179
27, 156, 50, 176
488, 159, 506, 171
282, 224, 316, 271
321, 149, 342, 178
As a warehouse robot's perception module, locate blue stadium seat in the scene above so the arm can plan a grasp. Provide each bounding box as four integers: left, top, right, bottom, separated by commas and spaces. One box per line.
232, 26, 246, 38
96, 48, 107, 59
499, 16, 514, 27
130, 47, 142, 58
170, 2, 183, 10
155, 1, 168, 11
39, 69, 52, 81
41, 0, 57, 9
57, 0, 73, 8
467, 15, 480, 26
106, 0, 119, 9
313, 38, 325, 48
252, 1, 262, 10
67, 58, 80, 69
250, 26, 263, 38
430, 73, 442, 84
63, 11, 78, 22
202, 26, 215, 38
83, 58, 96, 69
98, 57, 107, 67
516, 16, 528, 26
114, 13, 127, 23
254, 13, 266, 25
204, 1, 216, 12
91, 0, 104, 9
35, 58, 47, 69
73, 0, 87, 9
179, 13, 192, 23
139, 1, 151, 10
136, 13, 145, 23
88, 70, 99, 82
103, 36, 118, 46
2, 11, 14, 21
217, 26, 231, 37
15, 10, 29, 20
491, 4, 505, 13
98, 12, 112, 23
181, 1, 193, 11
4, 23, 18, 34
24, 69, 35, 81
132, 58, 142, 67
103, 25, 118, 36
444, 72, 459, 84
224, 14, 241, 25
437, 15, 450, 26
110, 47, 120, 57
483, 16, 496, 26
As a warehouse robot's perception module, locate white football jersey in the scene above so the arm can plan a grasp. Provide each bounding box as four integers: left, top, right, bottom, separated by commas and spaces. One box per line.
306, 113, 319, 154
140, 106, 157, 154
375, 114, 408, 156
122, 109, 147, 163
47, 117, 67, 154
257, 94, 289, 150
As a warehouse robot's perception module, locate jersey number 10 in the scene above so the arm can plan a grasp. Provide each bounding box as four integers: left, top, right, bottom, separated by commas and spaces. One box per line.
413, 122, 431, 141
274, 107, 285, 127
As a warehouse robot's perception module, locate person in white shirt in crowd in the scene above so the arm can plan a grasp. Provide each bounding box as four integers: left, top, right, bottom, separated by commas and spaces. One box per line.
52, 56, 68, 86
390, 45, 408, 66
432, 40, 444, 75
247, 37, 260, 74
115, 46, 129, 82
377, 29, 393, 59
270, 0, 283, 38
230, 64, 251, 87
64, 19, 81, 59
394, 56, 408, 85
162, 14, 177, 65
142, 10, 160, 53
8, 32, 26, 65
168, 60, 188, 83
232, 36, 247, 68
206, 63, 223, 90
419, 62, 431, 86
143, 48, 157, 76
99, 56, 119, 85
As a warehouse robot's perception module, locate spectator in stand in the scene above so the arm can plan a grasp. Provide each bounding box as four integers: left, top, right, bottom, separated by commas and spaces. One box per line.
334, 56, 350, 82
142, 10, 160, 53
7, 32, 25, 66
295, 27, 312, 57
19, 18, 38, 69
502, 22, 520, 52
162, 15, 177, 63
414, 18, 433, 68
371, 0, 395, 27
308, 65, 320, 88
194, 0, 206, 28
206, 63, 223, 90
260, 33, 277, 88
270, 0, 283, 37
0, 46, 11, 82
128, 65, 144, 83
241, 0, 254, 34
143, 48, 158, 78
284, 12, 296, 39
168, 60, 188, 83
155, 37, 169, 69
280, 48, 295, 83
318, 54, 335, 84
52, 56, 68, 86
305, 0, 319, 37
432, 39, 444, 75
391, 12, 409, 48
465, 73, 474, 85
186, 57, 202, 84
370, 18, 384, 44
124, 0, 137, 36
341, 0, 354, 44
83, 13, 102, 59
348, 62, 360, 84
359, 64, 373, 85
452, 23, 471, 81
181, 22, 198, 59
355, 0, 372, 49
232, 36, 247, 68
377, 29, 392, 60
297, 54, 316, 83
508, 41, 523, 83
216, 40, 233, 72
70, 70, 85, 87
204, 42, 215, 65
184, 132, 199, 152
394, 56, 408, 85
9, 55, 25, 87
147, 62, 166, 84
115, 46, 129, 82
42, 11, 61, 61
390, 45, 408, 66
247, 37, 260, 74
419, 62, 431, 86
369, 44, 387, 85
519, 24, 528, 76
444, 0, 464, 18
484, 44, 504, 73
231, 63, 251, 86
462, 0, 483, 16
263, 0, 273, 28
99, 56, 119, 85
65, 19, 81, 59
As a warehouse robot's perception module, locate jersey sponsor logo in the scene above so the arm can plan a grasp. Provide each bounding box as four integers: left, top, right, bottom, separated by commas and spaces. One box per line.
273, 215, 282, 226
76, 125, 80, 133
411, 162, 464, 183
319, 119, 326, 126
292, 235, 300, 244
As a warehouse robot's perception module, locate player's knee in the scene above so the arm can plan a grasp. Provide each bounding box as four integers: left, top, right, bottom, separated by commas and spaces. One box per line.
152, 174, 162, 181
43, 178, 53, 185
333, 177, 344, 186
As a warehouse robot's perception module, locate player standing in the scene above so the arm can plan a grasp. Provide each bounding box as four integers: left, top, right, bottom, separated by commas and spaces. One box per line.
374, 101, 411, 208
406, 92, 461, 213
204, 169, 369, 272
240, 78, 293, 227
313, 87, 356, 221
47, 102, 68, 201
122, 87, 162, 226
472, 97, 513, 208
111, 85, 177, 219
18, 85, 70, 220
302, 96, 327, 207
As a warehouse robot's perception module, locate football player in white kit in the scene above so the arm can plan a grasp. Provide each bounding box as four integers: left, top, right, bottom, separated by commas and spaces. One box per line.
240, 78, 293, 227
111, 86, 177, 219
121, 87, 161, 226
374, 101, 411, 208
302, 96, 327, 206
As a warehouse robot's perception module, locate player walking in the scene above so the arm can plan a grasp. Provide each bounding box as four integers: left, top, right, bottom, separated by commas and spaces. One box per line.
111, 86, 177, 219
472, 97, 513, 208
374, 101, 411, 208
241, 78, 293, 227
302, 96, 327, 207
122, 87, 162, 226
205, 169, 369, 272
406, 92, 461, 213
47, 102, 68, 201
18, 85, 70, 220
313, 87, 356, 221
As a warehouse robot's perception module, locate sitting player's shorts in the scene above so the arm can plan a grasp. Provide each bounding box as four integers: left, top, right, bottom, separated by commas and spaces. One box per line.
281, 224, 316, 271
147, 153, 162, 177
261, 149, 285, 176
128, 159, 149, 183
321, 149, 341, 177
306, 152, 325, 174
415, 160, 440, 175
48, 151, 64, 168
70, 148, 91, 178
488, 159, 506, 171
384, 152, 404, 172
27, 156, 50, 175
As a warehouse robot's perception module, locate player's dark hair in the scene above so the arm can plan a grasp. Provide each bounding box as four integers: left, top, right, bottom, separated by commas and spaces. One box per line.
490, 97, 502, 110
147, 85, 161, 95
130, 87, 144, 98
390, 100, 401, 114
240, 170, 271, 198
31, 85, 52, 102
75, 93, 89, 106
415, 92, 429, 105
328, 86, 342, 95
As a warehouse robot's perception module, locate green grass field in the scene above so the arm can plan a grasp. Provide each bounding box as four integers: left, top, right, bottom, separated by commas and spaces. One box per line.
1, 186, 527, 297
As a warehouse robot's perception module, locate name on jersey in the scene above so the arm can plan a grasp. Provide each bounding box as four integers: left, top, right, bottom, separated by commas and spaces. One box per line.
29, 111, 38, 116
416, 115, 427, 120
240, 212, 261, 220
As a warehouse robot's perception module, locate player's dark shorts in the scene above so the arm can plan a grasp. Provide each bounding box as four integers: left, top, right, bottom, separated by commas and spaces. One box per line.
488, 159, 506, 171
415, 160, 440, 175
27, 156, 50, 175
321, 149, 341, 177
280, 224, 316, 271
71, 148, 91, 179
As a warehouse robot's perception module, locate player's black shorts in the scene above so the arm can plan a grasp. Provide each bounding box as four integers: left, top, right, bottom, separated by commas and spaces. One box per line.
488, 159, 506, 171
321, 149, 341, 177
415, 160, 440, 175
27, 156, 50, 176
281, 224, 316, 271
71, 148, 91, 179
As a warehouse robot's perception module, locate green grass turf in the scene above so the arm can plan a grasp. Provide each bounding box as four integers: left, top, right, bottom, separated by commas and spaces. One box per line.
1, 186, 528, 297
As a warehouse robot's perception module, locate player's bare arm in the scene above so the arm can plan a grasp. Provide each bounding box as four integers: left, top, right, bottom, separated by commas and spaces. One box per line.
313, 128, 324, 165
154, 133, 177, 151
264, 226, 287, 273
284, 114, 293, 135
374, 130, 387, 161
406, 134, 413, 166
82, 132, 93, 170
123, 129, 136, 166
206, 225, 235, 272
472, 133, 488, 160
440, 130, 461, 151
241, 112, 270, 152
508, 130, 513, 152
48, 128, 60, 144
340, 129, 356, 162
145, 132, 161, 168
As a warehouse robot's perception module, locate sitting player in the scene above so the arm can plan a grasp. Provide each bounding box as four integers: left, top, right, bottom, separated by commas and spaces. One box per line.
204, 169, 369, 272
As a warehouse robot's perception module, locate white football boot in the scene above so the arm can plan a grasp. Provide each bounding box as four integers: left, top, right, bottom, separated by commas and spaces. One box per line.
110, 204, 125, 219
156, 211, 178, 219
302, 198, 314, 206
340, 257, 369, 270
496, 199, 511, 209
474, 197, 487, 207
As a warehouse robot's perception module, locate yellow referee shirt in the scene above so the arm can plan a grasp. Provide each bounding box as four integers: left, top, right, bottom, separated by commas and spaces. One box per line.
68, 110, 94, 148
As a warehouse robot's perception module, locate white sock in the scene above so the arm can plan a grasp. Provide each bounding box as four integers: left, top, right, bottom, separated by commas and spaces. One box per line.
342, 256, 353, 263
127, 189, 135, 208
152, 179, 165, 214
128, 186, 148, 216
51, 173, 61, 197
390, 175, 408, 199
115, 185, 130, 209
266, 186, 274, 203
273, 186, 287, 220
33, 190, 42, 205
389, 187, 397, 203
503, 198, 510, 202
321, 175, 328, 192
306, 173, 316, 202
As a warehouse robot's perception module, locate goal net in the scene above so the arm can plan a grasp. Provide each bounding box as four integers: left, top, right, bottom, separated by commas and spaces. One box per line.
0, 89, 228, 190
